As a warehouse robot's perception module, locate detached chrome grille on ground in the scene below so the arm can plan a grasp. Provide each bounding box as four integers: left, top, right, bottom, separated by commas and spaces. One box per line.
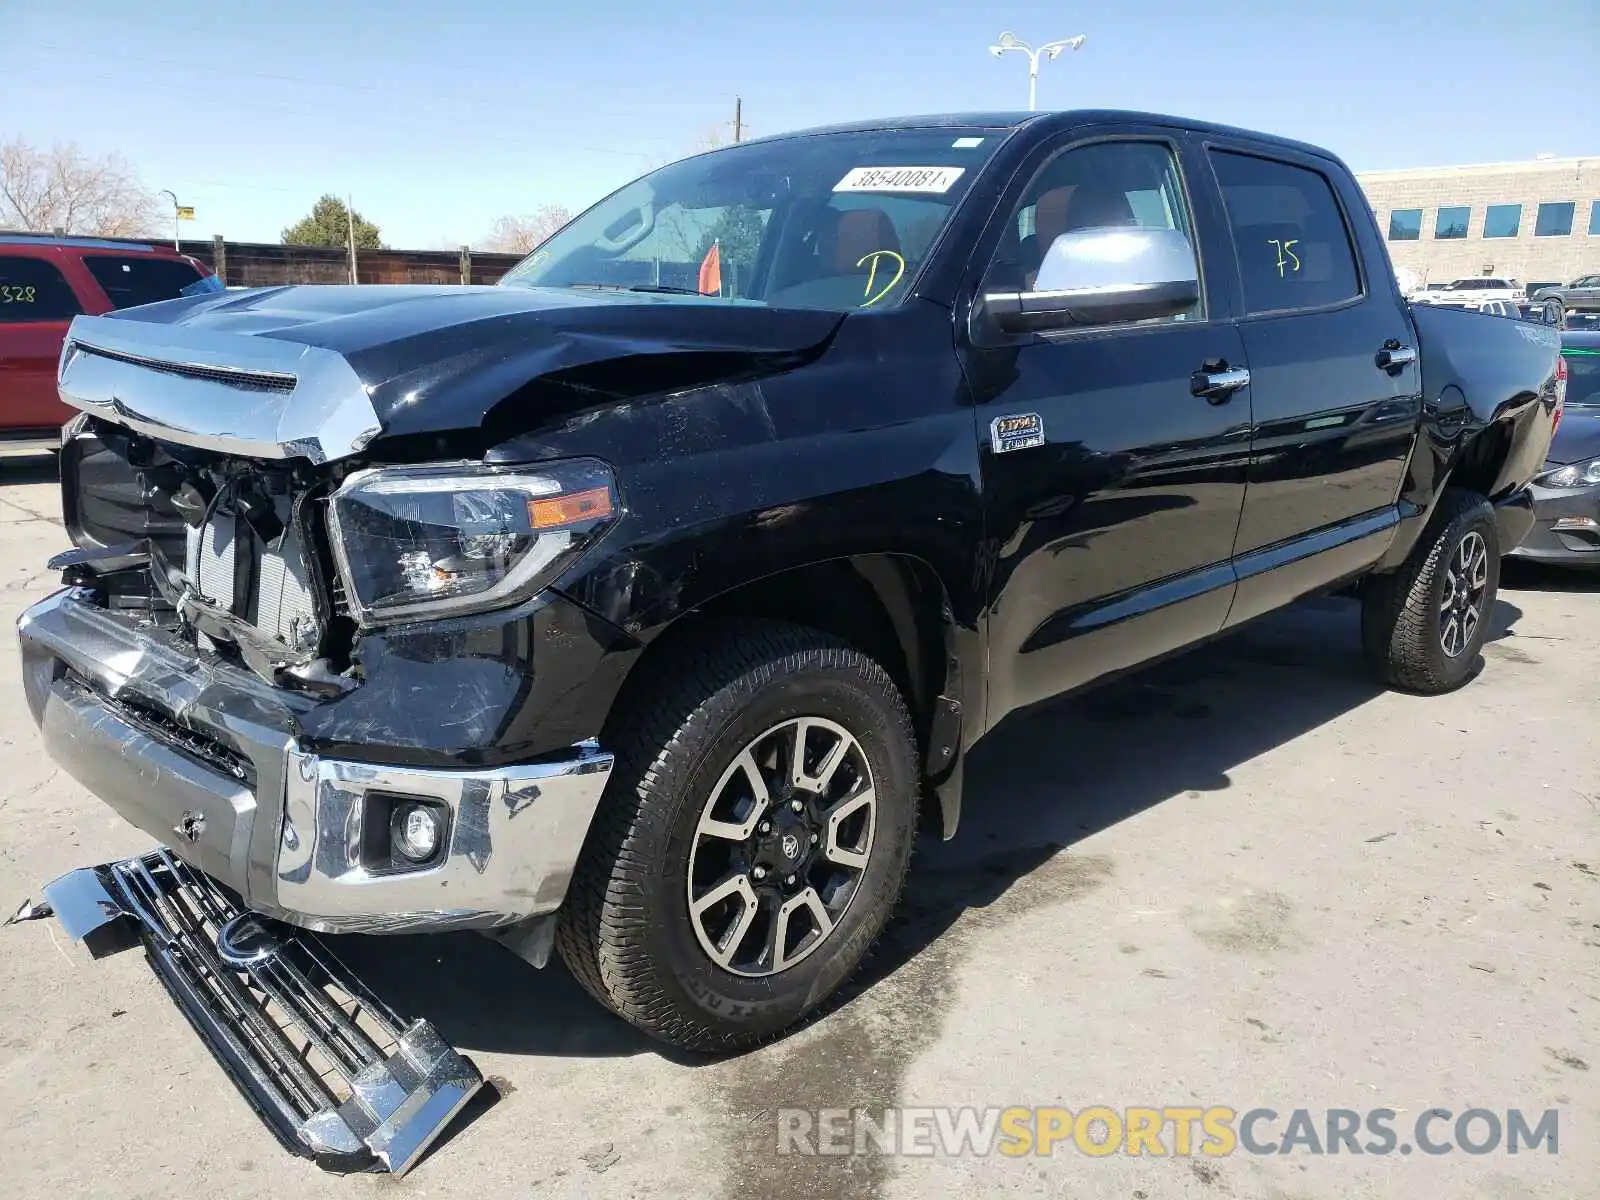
8, 851, 484, 1175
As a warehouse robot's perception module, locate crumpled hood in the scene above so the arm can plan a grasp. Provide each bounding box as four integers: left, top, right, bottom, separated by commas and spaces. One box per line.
71, 284, 842, 455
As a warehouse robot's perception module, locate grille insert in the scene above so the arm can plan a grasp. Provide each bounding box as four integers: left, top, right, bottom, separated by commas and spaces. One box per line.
31, 852, 484, 1174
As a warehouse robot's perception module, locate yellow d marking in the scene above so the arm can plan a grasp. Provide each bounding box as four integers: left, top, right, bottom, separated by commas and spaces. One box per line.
857, 250, 906, 306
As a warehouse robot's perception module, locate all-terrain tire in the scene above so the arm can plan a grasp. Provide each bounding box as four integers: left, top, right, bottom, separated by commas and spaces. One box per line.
556, 618, 919, 1053
1361, 488, 1499, 694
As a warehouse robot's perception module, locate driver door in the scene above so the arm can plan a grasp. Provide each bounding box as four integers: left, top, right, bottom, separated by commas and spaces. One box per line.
960, 131, 1253, 722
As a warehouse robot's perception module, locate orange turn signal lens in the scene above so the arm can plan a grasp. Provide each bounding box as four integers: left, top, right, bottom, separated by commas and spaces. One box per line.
527, 486, 615, 529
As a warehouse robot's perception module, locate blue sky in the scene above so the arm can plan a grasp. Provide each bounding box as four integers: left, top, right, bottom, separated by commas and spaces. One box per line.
2, 0, 1595, 248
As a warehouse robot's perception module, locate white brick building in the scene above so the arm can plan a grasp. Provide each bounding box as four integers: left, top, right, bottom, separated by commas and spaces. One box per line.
1356, 157, 1600, 290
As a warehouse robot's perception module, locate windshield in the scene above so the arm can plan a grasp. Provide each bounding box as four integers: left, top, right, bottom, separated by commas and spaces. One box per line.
1447, 278, 1506, 290
499, 129, 1004, 311
1564, 349, 1600, 407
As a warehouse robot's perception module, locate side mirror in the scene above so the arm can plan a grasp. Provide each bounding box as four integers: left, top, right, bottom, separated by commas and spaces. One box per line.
981, 227, 1200, 334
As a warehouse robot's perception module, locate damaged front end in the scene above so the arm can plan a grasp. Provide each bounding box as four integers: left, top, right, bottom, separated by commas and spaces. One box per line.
12, 304, 684, 1172
8, 852, 482, 1175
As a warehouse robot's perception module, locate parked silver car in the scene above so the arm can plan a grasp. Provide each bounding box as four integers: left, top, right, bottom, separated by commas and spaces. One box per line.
1532, 275, 1600, 326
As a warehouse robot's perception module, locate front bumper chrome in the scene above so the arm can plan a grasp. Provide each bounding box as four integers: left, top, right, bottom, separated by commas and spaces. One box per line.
17, 588, 614, 933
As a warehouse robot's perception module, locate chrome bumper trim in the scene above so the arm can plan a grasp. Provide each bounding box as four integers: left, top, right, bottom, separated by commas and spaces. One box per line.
277, 743, 615, 932
9, 852, 483, 1174
17, 589, 615, 932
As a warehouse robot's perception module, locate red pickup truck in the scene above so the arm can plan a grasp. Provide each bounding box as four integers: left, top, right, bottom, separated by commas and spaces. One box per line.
1, 234, 220, 452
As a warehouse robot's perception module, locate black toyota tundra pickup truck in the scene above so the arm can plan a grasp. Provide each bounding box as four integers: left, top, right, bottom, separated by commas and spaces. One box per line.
13, 110, 1562, 1166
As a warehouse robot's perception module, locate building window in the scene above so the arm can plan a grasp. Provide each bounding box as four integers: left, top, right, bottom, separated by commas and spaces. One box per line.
1535, 202, 1576, 237
1388, 208, 1422, 241
1483, 204, 1521, 238
1434, 206, 1470, 239
1590, 201, 1600, 236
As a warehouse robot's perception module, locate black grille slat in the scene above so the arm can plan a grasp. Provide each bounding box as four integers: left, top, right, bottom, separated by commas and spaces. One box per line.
123, 856, 340, 1116
72, 341, 297, 393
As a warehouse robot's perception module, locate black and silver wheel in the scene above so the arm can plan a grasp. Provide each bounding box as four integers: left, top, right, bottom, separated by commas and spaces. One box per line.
557, 620, 918, 1052
687, 717, 876, 976
1438, 530, 1488, 659
1362, 488, 1500, 694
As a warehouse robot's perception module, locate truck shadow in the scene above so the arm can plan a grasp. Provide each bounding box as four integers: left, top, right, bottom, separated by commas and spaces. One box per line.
1501, 558, 1600, 593
335, 591, 1524, 1063
0, 454, 59, 485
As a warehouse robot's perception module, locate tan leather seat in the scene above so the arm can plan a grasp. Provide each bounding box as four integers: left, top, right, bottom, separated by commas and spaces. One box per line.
822, 208, 901, 273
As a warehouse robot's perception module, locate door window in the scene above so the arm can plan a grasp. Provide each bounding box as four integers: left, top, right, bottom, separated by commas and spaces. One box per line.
983, 139, 1202, 326
81, 255, 209, 309
1209, 151, 1361, 315
0, 255, 82, 322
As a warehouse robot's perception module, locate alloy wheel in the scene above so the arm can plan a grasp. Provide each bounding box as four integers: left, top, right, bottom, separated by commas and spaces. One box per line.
1439, 530, 1488, 658
686, 717, 876, 977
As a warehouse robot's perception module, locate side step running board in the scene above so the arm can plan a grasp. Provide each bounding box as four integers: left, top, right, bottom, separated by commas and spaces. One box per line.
8, 850, 484, 1175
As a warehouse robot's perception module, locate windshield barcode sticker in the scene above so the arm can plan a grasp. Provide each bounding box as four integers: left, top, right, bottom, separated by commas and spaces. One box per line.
834, 166, 966, 194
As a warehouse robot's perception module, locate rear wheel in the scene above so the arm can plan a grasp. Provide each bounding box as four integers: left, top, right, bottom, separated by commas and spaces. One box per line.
556, 620, 918, 1052
1361, 489, 1499, 693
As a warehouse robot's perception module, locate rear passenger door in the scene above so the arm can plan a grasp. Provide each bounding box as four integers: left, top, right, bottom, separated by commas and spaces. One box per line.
0, 253, 85, 431
1202, 144, 1421, 627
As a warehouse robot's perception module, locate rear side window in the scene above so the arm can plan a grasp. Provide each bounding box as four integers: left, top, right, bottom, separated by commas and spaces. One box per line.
1209, 150, 1361, 315
82, 255, 205, 310
0, 255, 83, 322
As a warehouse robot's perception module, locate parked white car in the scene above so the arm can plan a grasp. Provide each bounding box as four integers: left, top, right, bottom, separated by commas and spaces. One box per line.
1412, 276, 1524, 306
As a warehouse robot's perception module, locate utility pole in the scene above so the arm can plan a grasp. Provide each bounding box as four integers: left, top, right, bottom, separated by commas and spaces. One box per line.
733, 96, 743, 143
347, 193, 358, 284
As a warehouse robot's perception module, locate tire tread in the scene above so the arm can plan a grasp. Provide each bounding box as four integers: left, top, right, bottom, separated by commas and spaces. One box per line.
555, 618, 917, 1052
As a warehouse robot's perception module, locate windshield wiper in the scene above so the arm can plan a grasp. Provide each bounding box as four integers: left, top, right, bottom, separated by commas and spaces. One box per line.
567, 282, 705, 296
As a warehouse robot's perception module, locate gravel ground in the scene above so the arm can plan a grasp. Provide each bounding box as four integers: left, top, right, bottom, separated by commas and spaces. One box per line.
0, 456, 1595, 1200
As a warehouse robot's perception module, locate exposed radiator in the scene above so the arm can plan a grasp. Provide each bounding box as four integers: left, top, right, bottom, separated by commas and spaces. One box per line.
185, 507, 320, 651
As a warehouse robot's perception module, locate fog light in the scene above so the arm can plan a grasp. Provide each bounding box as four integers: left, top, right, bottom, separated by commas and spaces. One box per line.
391, 802, 444, 863
1552, 516, 1599, 531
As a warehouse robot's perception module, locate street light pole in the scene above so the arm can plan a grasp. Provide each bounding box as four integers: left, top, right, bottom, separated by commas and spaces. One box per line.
988, 31, 1088, 112
158, 188, 181, 251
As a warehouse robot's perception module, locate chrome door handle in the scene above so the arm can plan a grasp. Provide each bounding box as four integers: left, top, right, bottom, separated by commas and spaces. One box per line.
1377, 344, 1417, 372
1191, 365, 1251, 403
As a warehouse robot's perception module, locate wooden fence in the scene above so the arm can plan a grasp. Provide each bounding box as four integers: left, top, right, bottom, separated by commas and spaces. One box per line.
174, 237, 525, 287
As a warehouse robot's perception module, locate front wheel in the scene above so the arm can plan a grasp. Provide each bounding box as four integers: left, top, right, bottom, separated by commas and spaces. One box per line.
1543, 299, 1566, 327
556, 620, 918, 1052
1361, 489, 1499, 694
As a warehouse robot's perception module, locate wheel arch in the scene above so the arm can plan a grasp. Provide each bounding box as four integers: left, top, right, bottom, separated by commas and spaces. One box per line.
608, 553, 971, 839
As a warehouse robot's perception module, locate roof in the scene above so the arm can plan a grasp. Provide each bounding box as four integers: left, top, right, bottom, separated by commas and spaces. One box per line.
1356, 156, 1598, 180
738, 110, 1343, 161
0, 232, 161, 252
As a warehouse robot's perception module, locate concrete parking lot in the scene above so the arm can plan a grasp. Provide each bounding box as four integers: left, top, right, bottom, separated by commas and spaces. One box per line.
0, 456, 1595, 1200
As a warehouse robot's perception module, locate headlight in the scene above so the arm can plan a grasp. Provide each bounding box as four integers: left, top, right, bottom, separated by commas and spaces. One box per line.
1536, 456, 1600, 489
327, 458, 619, 625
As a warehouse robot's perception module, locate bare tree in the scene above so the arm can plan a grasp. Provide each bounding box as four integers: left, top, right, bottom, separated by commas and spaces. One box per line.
0, 136, 163, 236
483, 204, 574, 254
